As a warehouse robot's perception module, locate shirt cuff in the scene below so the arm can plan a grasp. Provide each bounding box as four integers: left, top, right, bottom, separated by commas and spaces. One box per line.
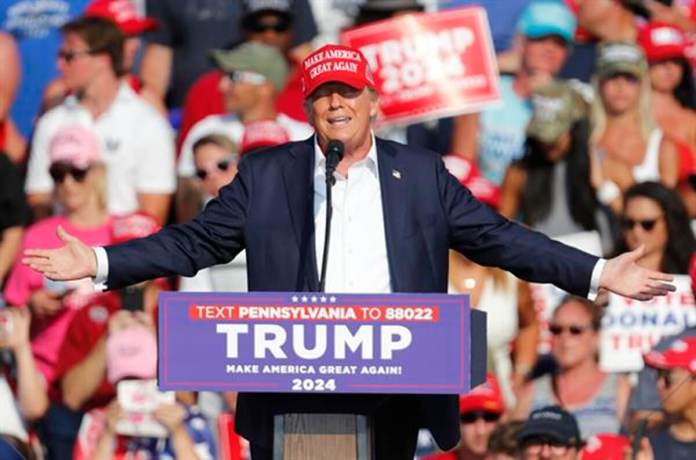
93, 247, 109, 292
588, 258, 607, 302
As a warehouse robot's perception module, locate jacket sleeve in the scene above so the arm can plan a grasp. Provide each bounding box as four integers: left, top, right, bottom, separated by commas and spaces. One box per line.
104, 158, 252, 290
438, 158, 598, 297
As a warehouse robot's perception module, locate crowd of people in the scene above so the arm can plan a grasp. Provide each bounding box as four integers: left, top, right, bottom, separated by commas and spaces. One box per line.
2, 0, 696, 458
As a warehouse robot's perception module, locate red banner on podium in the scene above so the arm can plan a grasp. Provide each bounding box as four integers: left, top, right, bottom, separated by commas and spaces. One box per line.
341, 6, 500, 127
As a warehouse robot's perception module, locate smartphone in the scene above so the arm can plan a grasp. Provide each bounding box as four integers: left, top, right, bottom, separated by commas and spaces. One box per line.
118, 286, 145, 312
116, 379, 175, 438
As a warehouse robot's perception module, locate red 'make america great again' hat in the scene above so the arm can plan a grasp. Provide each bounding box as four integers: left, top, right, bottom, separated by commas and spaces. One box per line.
300, 44, 376, 98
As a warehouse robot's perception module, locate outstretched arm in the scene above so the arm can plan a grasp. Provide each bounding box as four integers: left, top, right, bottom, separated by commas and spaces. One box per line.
23, 159, 253, 288
439, 159, 674, 300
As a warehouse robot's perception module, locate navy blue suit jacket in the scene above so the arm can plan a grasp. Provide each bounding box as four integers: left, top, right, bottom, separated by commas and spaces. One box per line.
105, 136, 598, 448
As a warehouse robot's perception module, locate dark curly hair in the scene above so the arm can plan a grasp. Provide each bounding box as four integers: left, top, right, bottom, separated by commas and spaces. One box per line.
517, 117, 598, 230
613, 181, 696, 273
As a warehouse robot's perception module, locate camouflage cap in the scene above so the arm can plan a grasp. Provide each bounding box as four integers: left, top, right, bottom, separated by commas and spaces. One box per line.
527, 80, 586, 144
595, 41, 647, 80
209, 41, 289, 92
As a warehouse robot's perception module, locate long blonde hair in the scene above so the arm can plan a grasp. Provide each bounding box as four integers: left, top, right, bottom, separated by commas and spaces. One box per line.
589, 73, 656, 146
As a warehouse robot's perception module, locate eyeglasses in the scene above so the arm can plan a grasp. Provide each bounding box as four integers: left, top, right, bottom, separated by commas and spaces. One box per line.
459, 411, 501, 424
549, 324, 592, 336
57, 48, 94, 63
195, 157, 236, 180
620, 217, 662, 232
523, 437, 574, 455
225, 70, 268, 85
247, 19, 291, 33
49, 163, 90, 184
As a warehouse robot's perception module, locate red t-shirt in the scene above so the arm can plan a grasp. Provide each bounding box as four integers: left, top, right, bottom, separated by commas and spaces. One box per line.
53, 292, 121, 411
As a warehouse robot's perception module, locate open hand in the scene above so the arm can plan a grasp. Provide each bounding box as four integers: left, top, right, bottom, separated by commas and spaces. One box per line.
600, 246, 675, 301
22, 226, 97, 281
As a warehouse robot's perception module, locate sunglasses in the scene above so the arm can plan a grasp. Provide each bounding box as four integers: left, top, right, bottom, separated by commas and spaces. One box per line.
49, 163, 90, 183
620, 217, 661, 232
459, 411, 501, 424
226, 70, 268, 85
523, 437, 573, 454
549, 324, 592, 336
247, 19, 291, 33
57, 48, 94, 63
195, 157, 235, 180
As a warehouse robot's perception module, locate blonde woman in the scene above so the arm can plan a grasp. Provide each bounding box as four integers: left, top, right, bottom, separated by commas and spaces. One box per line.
3, 125, 114, 456
589, 41, 679, 214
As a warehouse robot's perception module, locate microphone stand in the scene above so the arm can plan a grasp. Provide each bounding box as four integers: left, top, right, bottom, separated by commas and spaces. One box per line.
319, 141, 343, 292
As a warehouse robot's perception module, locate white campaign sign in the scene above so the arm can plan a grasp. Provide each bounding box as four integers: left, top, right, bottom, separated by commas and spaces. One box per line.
600, 275, 696, 372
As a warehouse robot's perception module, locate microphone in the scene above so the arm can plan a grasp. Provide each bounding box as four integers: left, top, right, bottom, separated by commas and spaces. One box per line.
319, 139, 344, 291
325, 140, 344, 186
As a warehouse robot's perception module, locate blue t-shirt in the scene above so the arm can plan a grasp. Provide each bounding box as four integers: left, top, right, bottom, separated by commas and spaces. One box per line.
476, 74, 532, 185
1, 0, 90, 138
648, 429, 696, 460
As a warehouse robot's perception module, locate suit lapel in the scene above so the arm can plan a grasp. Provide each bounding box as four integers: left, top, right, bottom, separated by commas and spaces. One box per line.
283, 138, 319, 290
376, 139, 407, 292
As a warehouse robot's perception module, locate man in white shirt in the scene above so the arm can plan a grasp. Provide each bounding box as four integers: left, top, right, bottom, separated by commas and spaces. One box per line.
25, 16, 175, 224
25, 44, 676, 460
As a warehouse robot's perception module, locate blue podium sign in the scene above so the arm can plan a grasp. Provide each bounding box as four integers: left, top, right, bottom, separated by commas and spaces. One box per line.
158, 292, 483, 394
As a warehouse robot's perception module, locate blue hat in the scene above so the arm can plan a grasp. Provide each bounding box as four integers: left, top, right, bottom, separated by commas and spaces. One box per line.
517, 1, 577, 44
517, 405, 582, 446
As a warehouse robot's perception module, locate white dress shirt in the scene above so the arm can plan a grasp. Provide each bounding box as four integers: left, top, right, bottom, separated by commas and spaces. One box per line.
313, 135, 391, 293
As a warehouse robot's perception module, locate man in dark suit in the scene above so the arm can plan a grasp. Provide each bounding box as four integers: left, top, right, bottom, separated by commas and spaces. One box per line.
25, 44, 674, 459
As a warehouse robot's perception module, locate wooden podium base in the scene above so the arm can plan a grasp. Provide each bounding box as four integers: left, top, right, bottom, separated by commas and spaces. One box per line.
273, 414, 372, 460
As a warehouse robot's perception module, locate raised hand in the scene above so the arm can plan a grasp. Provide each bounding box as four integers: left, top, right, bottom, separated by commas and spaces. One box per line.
600, 245, 675, 301
22, 226, 97, 281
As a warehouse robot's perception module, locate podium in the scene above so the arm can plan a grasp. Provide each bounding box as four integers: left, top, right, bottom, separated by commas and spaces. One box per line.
158, 292, 487, 459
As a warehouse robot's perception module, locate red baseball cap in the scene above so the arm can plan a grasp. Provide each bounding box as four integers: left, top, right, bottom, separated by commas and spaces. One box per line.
644, 337, 696, 375
85, 0, 158, 36
300, 44, 376, 98
442, 156, 500, 208
111, 212, 161, 244
459, 373, 505, 414
241, 120, 290, 155
580, 433, 630, 460
637, 22, 686, 62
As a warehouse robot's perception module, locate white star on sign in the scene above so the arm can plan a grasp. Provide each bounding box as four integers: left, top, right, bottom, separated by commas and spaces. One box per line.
320, 296, 327, 302
329, 296, 336, 303
301, 296, 308, 302
291, 296, 299, 302
311, 296, 318, 302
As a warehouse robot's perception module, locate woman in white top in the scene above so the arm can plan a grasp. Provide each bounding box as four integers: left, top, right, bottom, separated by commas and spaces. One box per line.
590, 42, 679, 214
448, 255, 539, 408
